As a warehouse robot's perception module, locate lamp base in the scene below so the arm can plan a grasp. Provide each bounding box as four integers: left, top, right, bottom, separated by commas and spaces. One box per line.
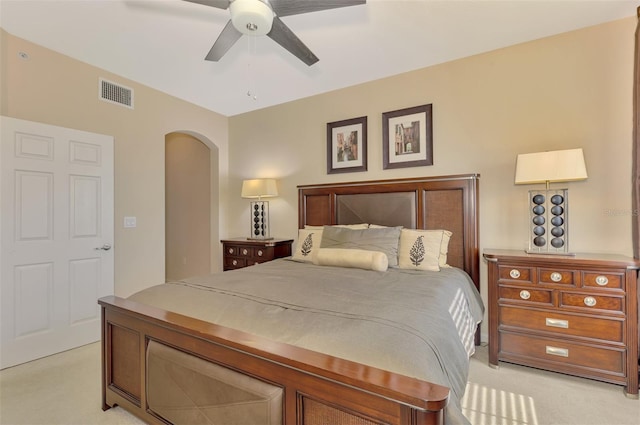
249, 200, 271, 239
526, 188, 570, 255
247, 236, 274, 241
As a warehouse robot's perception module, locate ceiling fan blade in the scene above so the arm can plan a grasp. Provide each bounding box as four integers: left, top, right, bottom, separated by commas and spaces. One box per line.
269, 0, 365, 17
205, 20, 243, 61
182, 0, 230, 9
267, 16, 318, 66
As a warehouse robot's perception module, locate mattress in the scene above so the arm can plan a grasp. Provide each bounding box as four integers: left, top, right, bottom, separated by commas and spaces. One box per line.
129, 258, 484, 425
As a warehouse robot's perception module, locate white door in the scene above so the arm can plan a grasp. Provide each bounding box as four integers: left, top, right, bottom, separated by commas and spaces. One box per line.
1, 116, 114, 369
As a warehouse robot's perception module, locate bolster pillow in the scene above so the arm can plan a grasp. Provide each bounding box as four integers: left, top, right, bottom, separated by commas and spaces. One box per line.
313, 248, 388, 272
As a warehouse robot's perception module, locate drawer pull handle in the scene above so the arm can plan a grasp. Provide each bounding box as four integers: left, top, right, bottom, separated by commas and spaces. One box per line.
584, 296, 597, 307
242, 248, 249, 255
519, 290, 531, 300
546, 346, 569, 357
228, 248, 234, 254
232, 259, 238, 266
546, 318, 569, 329
550, 272, 562, 282
509, 269, 521, 279
257, 250, 263, 257
595, 275, 609, 286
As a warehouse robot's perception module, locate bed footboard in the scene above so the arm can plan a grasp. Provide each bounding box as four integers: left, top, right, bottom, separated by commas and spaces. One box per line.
100, 296, 449, 425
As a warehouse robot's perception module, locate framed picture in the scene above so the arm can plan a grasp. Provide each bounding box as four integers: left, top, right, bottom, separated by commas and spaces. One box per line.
327, 116, 367, 174
382, 104, 433, 169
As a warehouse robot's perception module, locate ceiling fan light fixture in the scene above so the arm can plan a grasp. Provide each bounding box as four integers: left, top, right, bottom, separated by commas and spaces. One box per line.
230, 0, 274, 36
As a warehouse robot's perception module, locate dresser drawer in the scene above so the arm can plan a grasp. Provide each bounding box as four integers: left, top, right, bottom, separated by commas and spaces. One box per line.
538, 268, 575, 286
498, 286, 553, 306
484, 249, 640, 396
500, 332, 625, 375
499, 306, 624, 343
582, 272, 623, 291
498, 265, 533, 283
560, 292, 624, 314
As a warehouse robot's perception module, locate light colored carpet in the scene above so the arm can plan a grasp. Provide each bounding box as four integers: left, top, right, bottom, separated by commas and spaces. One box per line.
0, 342, 638, 424
463, 344, 639, 425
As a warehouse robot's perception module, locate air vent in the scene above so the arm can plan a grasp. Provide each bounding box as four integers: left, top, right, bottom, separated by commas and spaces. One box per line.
99, 78, 134, 109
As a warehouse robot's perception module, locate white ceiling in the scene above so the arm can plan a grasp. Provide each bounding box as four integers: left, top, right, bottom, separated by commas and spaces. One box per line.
1, 0, 637, 117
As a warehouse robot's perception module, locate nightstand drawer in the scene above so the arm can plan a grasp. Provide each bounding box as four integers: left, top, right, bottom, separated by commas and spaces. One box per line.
253, 247, 271, 259
225, 245, 269, 258
225, 245, 243, 256
560, 292, 624, 313
221, 238, 293, 272
499, 306, 625, 343
500, 332, 625, 375
224, 257, 247, 269
499, 286, 552, 306
225, 245, 255, 257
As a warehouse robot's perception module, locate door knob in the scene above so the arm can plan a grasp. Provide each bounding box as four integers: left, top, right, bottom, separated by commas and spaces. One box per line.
95, 244, 112, 251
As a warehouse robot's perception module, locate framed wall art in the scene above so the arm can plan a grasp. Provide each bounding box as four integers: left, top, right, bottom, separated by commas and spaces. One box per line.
382, 104, 433, 169
327, 116, 367, 174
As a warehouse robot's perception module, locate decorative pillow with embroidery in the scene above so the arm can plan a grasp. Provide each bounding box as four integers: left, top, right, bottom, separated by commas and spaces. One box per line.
397, 229, 449, 271
319, 225, 402, 267
291, 228, 323, 262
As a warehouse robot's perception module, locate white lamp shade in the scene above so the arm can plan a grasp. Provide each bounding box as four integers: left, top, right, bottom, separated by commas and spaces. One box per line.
241, 178, 278, 198
515, 148, 588, 184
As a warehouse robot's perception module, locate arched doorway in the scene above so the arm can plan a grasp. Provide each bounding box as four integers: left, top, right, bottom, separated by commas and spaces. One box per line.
165, 131, 219, 281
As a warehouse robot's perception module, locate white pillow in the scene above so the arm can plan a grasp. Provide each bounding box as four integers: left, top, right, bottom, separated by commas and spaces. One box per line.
438, 230, 452, 267
398, 229, 450, 271
313, 248, 388, 272
292, 228, 323, 262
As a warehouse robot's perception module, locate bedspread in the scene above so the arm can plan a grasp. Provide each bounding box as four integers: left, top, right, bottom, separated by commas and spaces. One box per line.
128, 259, 484, 424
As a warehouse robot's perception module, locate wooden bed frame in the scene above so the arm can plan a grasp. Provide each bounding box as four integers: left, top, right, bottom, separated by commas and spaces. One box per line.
99, 174, 480, 425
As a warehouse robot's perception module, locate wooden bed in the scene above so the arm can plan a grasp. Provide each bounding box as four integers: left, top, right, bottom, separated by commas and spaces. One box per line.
99, 174, 480, 425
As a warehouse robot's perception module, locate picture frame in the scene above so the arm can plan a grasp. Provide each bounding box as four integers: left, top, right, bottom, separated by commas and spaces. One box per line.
327, 116, 367, 174
382, 104, 433, 169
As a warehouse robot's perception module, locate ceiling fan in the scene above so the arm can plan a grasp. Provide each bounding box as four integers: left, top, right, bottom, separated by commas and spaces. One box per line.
183, 0, 366, 66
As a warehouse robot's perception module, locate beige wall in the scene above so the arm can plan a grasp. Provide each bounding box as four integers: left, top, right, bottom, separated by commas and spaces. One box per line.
1, 30, 230, 297
165, 133, 212, 281
228, 17, 636, 335
1, 17, 635, 335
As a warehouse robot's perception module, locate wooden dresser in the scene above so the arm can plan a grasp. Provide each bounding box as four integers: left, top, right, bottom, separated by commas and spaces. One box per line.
221, 238, 293, 271
484, 249, 640, 396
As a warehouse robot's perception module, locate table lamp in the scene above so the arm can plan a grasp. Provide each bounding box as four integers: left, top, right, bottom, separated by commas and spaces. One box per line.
241, 178, 278, 240
515, 148, 588, 254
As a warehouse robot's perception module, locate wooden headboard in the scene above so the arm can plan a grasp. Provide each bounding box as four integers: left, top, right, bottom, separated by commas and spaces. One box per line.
298, 174, 480, 293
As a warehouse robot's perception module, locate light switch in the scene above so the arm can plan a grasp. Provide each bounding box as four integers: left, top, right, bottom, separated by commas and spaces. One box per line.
124, 216, 137, 228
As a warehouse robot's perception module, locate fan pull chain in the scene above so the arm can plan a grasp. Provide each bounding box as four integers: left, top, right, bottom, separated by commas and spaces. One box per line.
246, 36, 257, 101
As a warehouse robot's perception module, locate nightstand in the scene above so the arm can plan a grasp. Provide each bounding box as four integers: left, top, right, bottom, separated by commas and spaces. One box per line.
484, 249, 640, 397
221, 238, 293, 271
